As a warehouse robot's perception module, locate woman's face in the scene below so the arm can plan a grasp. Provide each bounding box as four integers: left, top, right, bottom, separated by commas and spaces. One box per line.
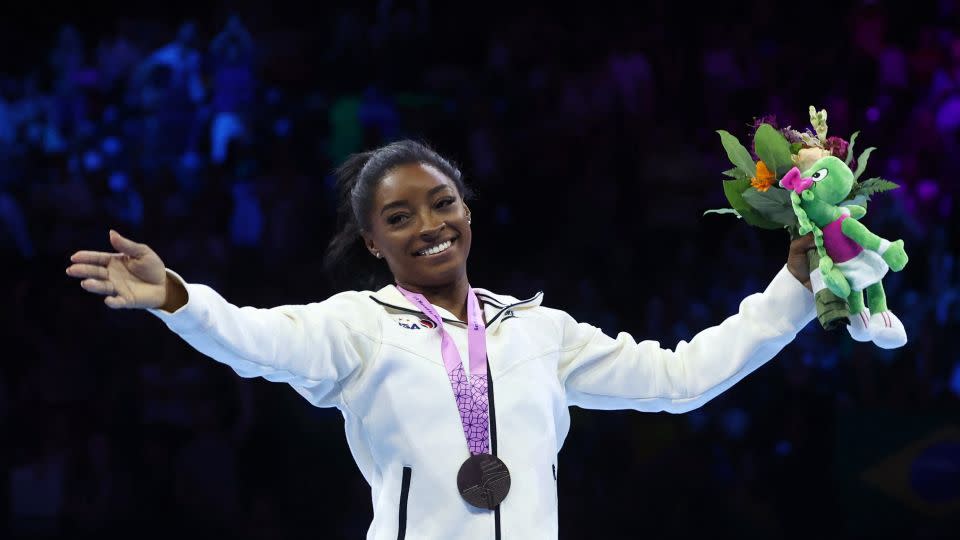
363, 163, 471, 289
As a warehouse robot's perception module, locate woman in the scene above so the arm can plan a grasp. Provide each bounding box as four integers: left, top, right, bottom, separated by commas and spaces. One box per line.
66, 140, 817, 539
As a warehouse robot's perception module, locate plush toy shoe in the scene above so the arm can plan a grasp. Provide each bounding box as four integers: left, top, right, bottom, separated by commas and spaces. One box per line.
846, 308, 873, 342
870, 310, 907, 349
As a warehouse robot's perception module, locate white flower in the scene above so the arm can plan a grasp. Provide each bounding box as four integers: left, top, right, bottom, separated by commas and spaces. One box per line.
808, 105, 828, 143
793, 147, 833, 172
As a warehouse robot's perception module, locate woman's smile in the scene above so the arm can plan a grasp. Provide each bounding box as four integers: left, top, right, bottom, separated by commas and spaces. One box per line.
414, 236, 458, 257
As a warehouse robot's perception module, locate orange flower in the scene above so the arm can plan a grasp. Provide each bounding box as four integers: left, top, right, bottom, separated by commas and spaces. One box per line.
751, 160, 775, 192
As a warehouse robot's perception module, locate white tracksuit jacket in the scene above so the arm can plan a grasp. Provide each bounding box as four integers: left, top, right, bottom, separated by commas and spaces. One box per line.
147, 264, 816, 539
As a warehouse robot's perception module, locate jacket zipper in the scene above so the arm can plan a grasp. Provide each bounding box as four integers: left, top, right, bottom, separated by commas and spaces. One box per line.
398, 466, 412, 540
552, 464, 558, 507
487, 360, 501, 540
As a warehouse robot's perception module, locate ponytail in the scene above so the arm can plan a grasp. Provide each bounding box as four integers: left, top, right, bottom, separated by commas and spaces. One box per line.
323, 151, 391, 291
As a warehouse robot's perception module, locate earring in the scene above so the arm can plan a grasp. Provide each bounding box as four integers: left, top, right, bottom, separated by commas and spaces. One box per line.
374, 251, 382, 259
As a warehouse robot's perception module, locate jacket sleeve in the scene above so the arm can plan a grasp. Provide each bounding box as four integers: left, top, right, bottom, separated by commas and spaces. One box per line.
146, 269, 380, 408
555, 265, 816, 413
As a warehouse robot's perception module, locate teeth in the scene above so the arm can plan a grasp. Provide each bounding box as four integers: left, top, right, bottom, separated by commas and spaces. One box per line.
418, 240, 452, 256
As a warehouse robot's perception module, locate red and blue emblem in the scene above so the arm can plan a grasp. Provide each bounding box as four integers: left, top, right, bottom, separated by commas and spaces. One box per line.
395, 315, 437, 330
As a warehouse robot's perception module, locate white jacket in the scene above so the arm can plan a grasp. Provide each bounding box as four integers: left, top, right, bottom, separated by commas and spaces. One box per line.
148, 265, 815, 539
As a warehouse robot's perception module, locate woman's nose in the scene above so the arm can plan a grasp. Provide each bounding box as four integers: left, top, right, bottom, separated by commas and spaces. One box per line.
419, 218, 446, 238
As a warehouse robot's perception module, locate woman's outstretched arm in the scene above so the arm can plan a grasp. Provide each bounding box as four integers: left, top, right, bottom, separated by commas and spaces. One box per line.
555, 235, 817, 413
66, 230, 379, 408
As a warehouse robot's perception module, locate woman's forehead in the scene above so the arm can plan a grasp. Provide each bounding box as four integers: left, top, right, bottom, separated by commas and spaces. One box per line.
377, 163, 455, 199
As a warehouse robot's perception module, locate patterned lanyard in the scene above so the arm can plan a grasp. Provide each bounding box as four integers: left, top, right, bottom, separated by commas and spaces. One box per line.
396, 286, 490, 454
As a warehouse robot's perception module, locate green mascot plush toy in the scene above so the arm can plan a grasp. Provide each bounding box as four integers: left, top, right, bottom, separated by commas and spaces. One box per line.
708, 106, 909, 349
781, 156, 909, 349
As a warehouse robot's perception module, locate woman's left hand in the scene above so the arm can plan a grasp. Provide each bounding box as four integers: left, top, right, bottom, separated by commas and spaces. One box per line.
787, 233, 816, 291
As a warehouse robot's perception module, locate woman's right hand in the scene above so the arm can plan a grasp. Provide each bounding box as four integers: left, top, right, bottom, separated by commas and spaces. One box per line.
66, 230, 174, 310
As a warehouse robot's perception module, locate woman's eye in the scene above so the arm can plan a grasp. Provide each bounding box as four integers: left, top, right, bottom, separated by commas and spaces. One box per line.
812, 168, 829, 182
435, 197, 455, 208
387, 214, 409, 225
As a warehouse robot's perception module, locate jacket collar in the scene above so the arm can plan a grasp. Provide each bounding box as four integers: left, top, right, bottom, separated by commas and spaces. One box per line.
368, 284, 543, 329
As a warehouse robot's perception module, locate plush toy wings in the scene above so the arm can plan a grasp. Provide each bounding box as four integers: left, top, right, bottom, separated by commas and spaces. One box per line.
706, 106, 908, 349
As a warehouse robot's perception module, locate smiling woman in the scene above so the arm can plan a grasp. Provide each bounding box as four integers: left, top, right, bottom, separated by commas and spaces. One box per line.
323, 141, 474, 298
358, 160, 474, 320
66, 138, 821, 539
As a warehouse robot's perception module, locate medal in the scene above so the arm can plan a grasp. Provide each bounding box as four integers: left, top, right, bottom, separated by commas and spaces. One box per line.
397, 285, 511, 509
457, 453, 512, 509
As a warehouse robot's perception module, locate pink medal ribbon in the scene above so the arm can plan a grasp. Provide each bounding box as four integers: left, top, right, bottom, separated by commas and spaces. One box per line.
396, 286, 490, 455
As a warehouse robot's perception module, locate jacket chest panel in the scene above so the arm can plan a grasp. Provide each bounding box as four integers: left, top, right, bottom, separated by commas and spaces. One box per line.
352, 313, 564, 467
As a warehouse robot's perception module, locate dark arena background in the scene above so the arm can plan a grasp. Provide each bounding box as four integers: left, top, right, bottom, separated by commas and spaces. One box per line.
2, 0, 959, 538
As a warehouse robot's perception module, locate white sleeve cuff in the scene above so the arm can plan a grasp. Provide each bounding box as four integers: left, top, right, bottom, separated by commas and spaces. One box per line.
809, 267, 826, 293
146, 269, 208, 333
764, 264, 817, 332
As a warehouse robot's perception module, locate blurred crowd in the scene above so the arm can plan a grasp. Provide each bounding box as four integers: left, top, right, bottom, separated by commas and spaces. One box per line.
2, 1, 959, 538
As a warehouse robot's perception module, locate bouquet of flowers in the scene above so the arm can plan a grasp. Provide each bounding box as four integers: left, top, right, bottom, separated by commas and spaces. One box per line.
706, 106, 908, 348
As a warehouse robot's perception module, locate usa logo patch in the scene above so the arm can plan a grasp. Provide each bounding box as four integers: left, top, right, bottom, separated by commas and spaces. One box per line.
395, 315, 436, 330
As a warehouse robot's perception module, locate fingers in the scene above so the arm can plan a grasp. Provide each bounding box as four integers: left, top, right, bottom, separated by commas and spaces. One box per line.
109, 229, 149, 258
791, 233, 816, 251
104, 295, 129, 309
70, 250, 117, 265
791, 233, 816, 253
65, 263, 108, 280
80, 278, 116, 296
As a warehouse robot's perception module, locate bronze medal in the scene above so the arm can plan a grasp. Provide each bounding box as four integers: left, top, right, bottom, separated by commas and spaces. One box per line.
457, 453, 511, 509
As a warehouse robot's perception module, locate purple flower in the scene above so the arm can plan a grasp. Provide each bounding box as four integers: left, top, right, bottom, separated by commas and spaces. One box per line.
781, 128, 804, 144
824, 136, 849, 162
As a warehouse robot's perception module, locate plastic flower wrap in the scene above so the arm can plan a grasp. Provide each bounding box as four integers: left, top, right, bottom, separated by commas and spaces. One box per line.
706, 106, 905, 343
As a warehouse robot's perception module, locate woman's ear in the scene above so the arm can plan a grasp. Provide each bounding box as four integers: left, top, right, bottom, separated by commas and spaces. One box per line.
361, 232, 382, 259
463, 203, 472, 224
